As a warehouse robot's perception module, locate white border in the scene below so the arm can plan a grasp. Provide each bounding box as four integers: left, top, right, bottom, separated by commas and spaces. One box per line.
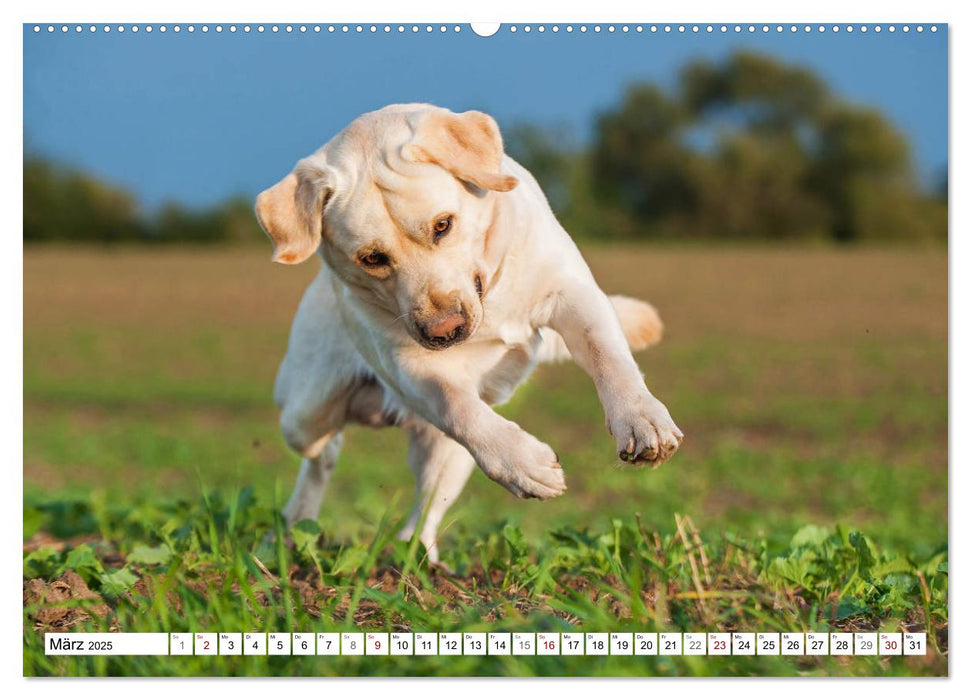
5, 0, 959, 692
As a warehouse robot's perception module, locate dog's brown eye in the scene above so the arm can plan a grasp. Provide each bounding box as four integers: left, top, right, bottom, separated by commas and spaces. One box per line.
432, 216, 453, 242
359, 251, 390, 268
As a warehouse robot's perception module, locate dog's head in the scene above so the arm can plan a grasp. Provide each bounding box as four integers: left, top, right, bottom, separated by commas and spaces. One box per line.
255, 104, 518, 350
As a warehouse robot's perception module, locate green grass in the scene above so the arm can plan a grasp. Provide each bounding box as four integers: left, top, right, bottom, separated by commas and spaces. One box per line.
23, 246, 948, 676
22, 488, 948, 676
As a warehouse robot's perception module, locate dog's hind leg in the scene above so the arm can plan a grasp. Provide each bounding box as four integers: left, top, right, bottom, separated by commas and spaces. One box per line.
282, 432, 344, 525
277, 374, 352, 527
399, 421, 475, 564
279, 375, 396, 526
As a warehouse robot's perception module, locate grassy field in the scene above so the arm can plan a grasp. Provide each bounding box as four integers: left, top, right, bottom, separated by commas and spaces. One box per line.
23, 245, 948, 676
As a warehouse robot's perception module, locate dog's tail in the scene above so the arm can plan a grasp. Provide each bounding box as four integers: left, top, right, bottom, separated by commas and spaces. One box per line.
536, 295, 664, 363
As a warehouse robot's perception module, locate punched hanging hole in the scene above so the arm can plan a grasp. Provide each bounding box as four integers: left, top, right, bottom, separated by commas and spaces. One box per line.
470, 23, 500, 37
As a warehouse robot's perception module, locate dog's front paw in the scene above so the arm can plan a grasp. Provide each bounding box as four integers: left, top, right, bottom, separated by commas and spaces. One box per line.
608, 393, 683, 468
481, 429, 567, 500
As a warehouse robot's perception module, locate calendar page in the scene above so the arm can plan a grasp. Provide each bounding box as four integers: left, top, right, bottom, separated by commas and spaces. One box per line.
21, 9, 948, 679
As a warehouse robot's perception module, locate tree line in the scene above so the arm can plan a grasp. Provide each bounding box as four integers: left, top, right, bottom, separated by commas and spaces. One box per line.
24, 52, 945, 245
23, 157, 261, 244
507, 51, 946, 243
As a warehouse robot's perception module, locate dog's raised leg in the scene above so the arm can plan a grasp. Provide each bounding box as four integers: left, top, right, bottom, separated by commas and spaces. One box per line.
282, 432, 344, 525
398, 422, 475, 564
386, 372, 567, 501
548, 280, 683, 466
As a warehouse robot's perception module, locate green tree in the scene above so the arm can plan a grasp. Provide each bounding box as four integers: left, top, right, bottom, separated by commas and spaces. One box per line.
24, 156, 144, 242
23, 155, 266, 245
591, 85, 696, 232
807, 105, 939, 241
582, 51, 945, 243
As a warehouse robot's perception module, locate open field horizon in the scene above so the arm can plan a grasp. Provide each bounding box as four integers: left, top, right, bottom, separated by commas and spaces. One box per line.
23, 244, 948, 675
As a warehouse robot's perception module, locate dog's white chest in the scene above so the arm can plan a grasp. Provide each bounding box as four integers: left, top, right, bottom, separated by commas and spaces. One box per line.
474, 321, 544, 406
495, 318, 536, 349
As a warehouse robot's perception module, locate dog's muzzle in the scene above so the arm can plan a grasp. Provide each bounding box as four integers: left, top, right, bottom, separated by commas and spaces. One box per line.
418, 311, 470, 349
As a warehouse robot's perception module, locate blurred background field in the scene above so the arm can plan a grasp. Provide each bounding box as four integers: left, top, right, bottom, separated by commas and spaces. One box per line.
24, 244, 946, 553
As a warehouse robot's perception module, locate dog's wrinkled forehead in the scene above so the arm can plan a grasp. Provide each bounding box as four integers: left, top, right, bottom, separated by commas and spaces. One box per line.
255, 104, 516, 265
321, 109, 464, 245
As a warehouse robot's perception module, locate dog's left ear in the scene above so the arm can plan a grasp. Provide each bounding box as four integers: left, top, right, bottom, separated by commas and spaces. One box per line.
402, 110, 518, 192
254, 160, 335, 264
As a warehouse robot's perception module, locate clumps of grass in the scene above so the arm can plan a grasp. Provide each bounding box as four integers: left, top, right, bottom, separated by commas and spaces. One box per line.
23, 490, 947, 676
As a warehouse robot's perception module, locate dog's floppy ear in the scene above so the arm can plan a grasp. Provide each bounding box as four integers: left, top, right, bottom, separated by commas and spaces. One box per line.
402, 110, 518, 192
254, 160, 335, 265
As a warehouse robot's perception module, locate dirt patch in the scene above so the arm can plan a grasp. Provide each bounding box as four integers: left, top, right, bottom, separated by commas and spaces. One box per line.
24, 570, 111, 631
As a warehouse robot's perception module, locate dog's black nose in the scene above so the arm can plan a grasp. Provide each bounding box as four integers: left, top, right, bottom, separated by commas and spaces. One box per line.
421, 312, 468, 348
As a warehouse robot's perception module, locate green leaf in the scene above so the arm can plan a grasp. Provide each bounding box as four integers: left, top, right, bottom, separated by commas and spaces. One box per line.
331, 546, 369, 576
127, 543, 173, 567
290, 519, 321, 553
882, 572, 917, 594
769, 552, 813, 589
64, 544, 102, 574
502, 523, 529, 561
849, 531, 875, 575
23, 546, 62, 579
252, 538, 278, 570
98, 567, 138, 596
790, 524, 831, 548
835, 596, 870, 620
871, 557, 913, 578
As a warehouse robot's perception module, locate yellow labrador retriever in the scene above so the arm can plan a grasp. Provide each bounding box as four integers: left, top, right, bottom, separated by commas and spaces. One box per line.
256, 104, 682, 562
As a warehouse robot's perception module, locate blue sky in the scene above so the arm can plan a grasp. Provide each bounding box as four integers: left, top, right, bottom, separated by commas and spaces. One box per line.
23, 24, 947, 210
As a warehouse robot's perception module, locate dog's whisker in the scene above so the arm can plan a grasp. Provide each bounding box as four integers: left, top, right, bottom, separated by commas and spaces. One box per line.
384, 311, 410, 331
